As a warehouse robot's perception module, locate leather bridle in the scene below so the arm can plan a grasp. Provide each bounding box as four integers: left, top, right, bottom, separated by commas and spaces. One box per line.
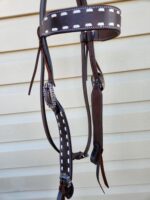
28, 0, 121, 199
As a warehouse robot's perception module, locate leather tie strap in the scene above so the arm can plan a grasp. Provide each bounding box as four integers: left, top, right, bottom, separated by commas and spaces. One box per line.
28, 0, 121, 199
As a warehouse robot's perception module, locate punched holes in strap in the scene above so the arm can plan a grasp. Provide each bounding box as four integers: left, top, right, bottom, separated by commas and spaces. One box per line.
40, 5, 121, 41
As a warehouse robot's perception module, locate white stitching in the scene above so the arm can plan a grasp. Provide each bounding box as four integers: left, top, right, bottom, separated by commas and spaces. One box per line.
117, 10, 120, 15
52, 28, 58, 32
98, 8, 105, 12
43, 25, 120, 36
85, 23, 92, 27
109, 8, 114, 12
97, 22, 104, 26
60, 112, 63, 117
117, 24, 120, 27
109, 22, 115, 26
51, 13, 57, 18
61, 12, 68, 16
86, 8, 93, 12
73, 24, 80, 28
73, 9, 81, 14
45, 30, 49, 34
62, 26, 69, 30
47, 6, 120, 17
44, 17, 48, 21
66, 135, 68, 139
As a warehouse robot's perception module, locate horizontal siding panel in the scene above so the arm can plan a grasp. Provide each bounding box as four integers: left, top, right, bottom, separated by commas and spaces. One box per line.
0, 1, 149, 199
0, 0, 122, 18
0, 35, 150, 85
0, 132, 149, 169
0, 159, 149, 192
0, 0, 123, 18
0, 69, 149, 115
0, 101, 150, 142
0, 185, 150, 200
0, 1, 150, 52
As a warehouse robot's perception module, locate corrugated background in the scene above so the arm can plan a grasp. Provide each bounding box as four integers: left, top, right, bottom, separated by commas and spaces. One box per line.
0, 0, 150, 199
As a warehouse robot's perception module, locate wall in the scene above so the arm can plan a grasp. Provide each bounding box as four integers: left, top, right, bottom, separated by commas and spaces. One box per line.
0, 0, 150, 199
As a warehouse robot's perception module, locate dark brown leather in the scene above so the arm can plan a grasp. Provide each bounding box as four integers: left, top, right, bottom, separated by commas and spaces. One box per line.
28, 0, 121, 199
40, 5, 121, 41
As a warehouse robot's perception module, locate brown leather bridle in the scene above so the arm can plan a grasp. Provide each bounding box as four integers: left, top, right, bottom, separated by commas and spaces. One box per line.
28, 0, 121, 199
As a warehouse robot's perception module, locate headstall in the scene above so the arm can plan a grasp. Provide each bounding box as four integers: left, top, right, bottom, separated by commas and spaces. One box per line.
28, 0, 121, 199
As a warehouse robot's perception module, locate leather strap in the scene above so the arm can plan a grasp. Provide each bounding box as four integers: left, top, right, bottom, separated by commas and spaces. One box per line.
40, 5, 121, 41
81, 41, 92, 156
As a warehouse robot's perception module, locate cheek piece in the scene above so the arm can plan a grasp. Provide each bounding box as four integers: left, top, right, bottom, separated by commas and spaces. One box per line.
28, 0, 121, 199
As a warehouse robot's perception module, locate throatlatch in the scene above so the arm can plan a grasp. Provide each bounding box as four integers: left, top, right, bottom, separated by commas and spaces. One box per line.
28, 0, 121, 199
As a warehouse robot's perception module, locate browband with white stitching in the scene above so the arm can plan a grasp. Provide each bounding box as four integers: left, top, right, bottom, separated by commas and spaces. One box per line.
40, 5, 121, 40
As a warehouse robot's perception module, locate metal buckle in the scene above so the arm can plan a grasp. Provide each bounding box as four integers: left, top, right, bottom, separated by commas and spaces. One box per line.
60, 173, 74, 199
91, 73, 105, 91
73, 151, 88, 160
43, 81, 56, 110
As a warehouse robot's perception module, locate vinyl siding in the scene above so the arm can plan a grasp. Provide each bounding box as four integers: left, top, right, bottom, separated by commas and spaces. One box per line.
0, 0, 150, 199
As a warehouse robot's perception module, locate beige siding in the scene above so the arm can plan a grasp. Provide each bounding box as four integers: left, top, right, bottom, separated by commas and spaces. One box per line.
0, 0, 150, 199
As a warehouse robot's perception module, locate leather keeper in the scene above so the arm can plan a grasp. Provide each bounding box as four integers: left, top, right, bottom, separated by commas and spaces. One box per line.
90, 143, 103, 165
40, 5, 121, 41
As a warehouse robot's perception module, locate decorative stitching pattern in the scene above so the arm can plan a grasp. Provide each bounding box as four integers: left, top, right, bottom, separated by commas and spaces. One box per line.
109, 22, 115, 26
73, 24, 80, 28
86, 8, 93, 12
61, 12, 68, 16
85, 23, 93, 27
41, 5, 121, 37
98, 8, 105, 12
62, 26, 69, 30
52, 28, 58, 32
73, 9, 81, 14
44, 17, 48, 21
51, 13, 57, 18
42, 26, 120, 36
47, 5, 121, 17
97, 22, 105, 26
109, 8, 114, 12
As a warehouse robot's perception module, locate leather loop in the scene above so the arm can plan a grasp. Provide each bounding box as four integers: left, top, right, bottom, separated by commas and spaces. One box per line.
73, 151, 88, 160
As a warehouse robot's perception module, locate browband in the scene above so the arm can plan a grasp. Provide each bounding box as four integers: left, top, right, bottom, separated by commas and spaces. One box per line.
40, 5, 121, 41
28, 0, 121, 199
